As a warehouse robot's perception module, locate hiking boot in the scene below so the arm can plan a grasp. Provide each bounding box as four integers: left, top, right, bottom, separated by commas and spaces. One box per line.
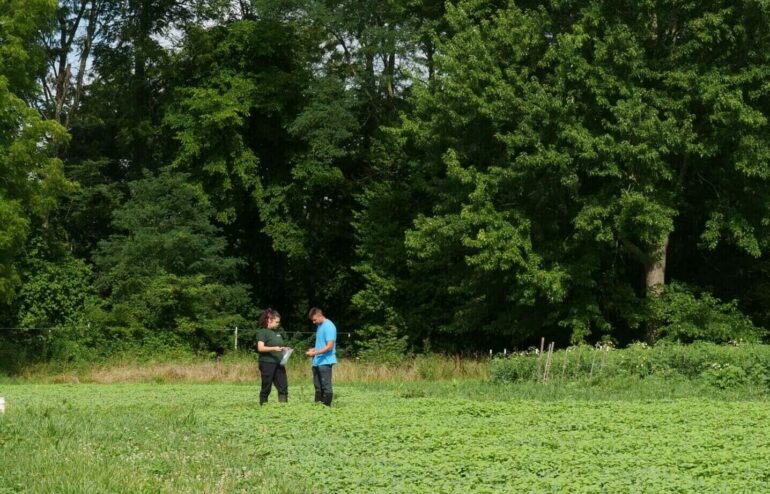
321, 393, 333, 407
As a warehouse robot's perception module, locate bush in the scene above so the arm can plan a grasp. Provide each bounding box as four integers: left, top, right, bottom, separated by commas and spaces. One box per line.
356, 324, 410, 365
699, 363, 748, 389
489, 342, 770, 390
15, 247, 94, 330
650, 282, 765, 343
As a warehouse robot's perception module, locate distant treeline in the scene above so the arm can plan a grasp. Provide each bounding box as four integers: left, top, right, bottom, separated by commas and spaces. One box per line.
2, 0, 770, 364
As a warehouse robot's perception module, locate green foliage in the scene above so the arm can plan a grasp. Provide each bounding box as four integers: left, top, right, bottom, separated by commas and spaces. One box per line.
55, 159, 127, 259
3, 384, 770, 492
0, 0, 72, 305
82, 0, 213, 173
0, 0, 55, 98
165, 15, 314, 225
699, 363, 748, 390
15, 237, 94, 329
489, 342, 770, 391
7, 0, 770, 360
356, 324, 410, 364
91, 171, 253, 349
651, 282, 764, 343
0, 385, 306, 492
162, 15, 342, 330
165, 29, 263, 224
1, 235, 97, 366
261, 75, 357, 260
269, 0, 425, 335
400, 0, 770, 344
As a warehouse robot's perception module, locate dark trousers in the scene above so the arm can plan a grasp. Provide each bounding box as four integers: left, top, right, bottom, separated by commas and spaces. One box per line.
312, 364, 333, 406
259, 361, 288, 405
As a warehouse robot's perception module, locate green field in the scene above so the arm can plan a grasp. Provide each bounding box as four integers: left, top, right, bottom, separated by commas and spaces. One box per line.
2, 382, 770, 493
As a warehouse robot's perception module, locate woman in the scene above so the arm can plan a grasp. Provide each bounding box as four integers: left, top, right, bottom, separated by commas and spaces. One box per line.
256, 308, 289, 405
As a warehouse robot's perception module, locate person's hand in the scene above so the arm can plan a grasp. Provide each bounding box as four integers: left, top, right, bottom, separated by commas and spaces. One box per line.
275, 346, 284, 352
305, 348, 315, 357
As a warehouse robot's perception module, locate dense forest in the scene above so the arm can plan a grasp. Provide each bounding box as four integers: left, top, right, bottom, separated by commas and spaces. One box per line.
2, 0, 770, 363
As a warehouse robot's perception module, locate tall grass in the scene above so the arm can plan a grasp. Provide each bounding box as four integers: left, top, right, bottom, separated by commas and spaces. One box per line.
6, 353, 487, 384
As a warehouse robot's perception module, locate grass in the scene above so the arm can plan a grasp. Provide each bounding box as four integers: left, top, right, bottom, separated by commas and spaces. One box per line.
2, 380, 770, 493
1, 354, 488, 384
2, 352, 770, 492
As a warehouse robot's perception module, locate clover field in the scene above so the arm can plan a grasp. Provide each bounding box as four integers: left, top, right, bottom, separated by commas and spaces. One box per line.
1, 382, 769, 493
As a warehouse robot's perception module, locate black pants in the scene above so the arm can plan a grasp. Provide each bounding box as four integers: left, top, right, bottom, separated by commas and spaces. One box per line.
312, 364, 333, 406
259, 361, 288, 405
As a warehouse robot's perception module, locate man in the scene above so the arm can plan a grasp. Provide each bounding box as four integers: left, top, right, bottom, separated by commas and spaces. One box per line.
305, 307, 336, 406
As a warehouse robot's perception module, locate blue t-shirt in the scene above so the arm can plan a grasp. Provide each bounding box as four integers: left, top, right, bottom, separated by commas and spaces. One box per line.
312, 319, 337, 366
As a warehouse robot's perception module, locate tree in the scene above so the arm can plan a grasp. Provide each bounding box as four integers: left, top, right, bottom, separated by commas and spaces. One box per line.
38, 0, 109, 128
55, 0, 217, 263
163, 13, 316, 328
402, 0, 770, 345
76, 0, 214, 174
265, 0, 424, 336
0, 0, 71, 306
92, 171, 253, 350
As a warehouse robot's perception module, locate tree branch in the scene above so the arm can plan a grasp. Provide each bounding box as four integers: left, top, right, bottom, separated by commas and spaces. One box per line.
67, 0, 102, 128
619, 236, 652, 265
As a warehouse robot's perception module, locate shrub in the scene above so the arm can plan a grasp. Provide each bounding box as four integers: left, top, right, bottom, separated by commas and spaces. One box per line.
650, 282, 765, 343
489, 342, 770, 390
699, 363, 747, 389
356, 324, 410, 365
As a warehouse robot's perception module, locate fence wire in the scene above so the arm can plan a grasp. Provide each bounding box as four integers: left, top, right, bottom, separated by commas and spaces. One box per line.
0, 325, 354, 354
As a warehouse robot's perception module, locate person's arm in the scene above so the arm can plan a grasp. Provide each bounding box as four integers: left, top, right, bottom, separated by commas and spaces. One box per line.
258, 341, 284, 353
306, 340, 334, 357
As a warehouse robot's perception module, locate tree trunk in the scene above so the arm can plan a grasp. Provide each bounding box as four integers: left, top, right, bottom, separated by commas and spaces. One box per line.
130, 0, 152, 170
67, 0, 101, 129
386, 52, 396, 99
54, 11, 71, 122
644, 237, 669, 343
425, 41, 435, 86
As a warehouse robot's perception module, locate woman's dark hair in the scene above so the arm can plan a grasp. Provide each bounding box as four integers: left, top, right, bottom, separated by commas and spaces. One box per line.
259, 308, 280, 328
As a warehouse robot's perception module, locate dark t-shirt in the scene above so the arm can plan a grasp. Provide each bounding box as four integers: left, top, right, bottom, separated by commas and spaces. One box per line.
257, 328, 286, 363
